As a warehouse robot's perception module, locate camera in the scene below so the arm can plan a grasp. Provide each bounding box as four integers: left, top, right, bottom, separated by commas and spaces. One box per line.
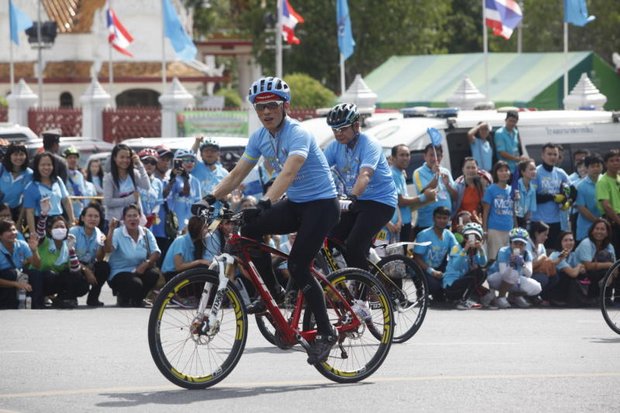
174, 159, 183, 170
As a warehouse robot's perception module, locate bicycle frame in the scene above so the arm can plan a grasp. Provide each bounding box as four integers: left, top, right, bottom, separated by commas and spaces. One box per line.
200, 221, 364, 349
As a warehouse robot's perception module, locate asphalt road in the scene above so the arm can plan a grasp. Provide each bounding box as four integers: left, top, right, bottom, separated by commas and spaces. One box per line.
1, 286, 619, 413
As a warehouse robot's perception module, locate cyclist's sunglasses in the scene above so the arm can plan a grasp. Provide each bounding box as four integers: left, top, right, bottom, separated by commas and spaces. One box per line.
332, 124, 353, 134
253, 100, 283, 112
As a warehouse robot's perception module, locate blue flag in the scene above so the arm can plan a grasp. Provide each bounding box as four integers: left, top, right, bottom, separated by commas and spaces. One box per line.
564, 0, 595, 27
427, 128, 442, 147
336, 0, 355, 60
9, 0, 33, 46
162, 0, 197, 62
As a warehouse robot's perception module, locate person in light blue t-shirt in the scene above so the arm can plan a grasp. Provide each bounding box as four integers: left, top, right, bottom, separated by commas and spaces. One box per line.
211, 76, 339, 365
190, 137, 230, 198
532, 143, 570, 250
467, 121, 493, 173
165, 149, 202, 233
0, 144, 33, 221
574, 155, 603, 242
413, 206, 459, 303
323, 103, 397, 271
493, 111, 527, 173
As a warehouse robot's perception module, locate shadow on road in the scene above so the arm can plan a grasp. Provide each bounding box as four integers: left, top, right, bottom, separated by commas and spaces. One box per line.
97, 382, 370, 407
588, 336, 620, 343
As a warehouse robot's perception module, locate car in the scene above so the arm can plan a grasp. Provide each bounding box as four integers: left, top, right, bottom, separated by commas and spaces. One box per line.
0, 123, 39, 143
24, 137, 115, 168
121, 136, 248, 172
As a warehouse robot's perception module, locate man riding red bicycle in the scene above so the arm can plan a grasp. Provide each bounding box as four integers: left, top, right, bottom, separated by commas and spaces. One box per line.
210, 76, 340, 364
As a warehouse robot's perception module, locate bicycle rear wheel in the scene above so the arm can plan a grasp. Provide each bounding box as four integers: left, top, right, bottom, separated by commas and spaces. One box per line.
600, 260, 620, 335
148, 269, 248, 389
303, 268, 394, 383
373, 254, 429, 343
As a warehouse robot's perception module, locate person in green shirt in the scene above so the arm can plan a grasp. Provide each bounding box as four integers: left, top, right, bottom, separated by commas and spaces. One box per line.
30, 216, 89, 308
596, 149, 620, 257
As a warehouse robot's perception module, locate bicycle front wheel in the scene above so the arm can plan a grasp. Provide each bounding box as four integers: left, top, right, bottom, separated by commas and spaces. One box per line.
600, 259, 620, 334
303, 268, 394, 383
373, 254, 428, 343
148, 269, 248, 389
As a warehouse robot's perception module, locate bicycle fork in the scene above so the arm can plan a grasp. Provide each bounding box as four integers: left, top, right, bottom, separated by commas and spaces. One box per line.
194, 253, 236, 336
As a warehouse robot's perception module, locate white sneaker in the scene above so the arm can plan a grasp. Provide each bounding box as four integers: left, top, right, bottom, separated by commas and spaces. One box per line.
455, 299, 482, 310
495, 297, 511, 309
508, 295, 531, 308
480, 291, 496, 307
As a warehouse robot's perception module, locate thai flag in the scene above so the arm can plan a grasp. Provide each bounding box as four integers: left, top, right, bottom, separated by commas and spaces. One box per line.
281, 0, 304, 45
107, 6, 134, 57
485, 0, 523, 40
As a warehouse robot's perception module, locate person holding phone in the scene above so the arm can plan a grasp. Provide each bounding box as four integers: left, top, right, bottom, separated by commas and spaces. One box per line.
486, 227, 542, 309
164, 149, 201, 233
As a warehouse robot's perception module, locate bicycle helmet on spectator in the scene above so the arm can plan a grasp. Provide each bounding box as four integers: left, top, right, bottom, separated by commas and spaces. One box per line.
248, 76, 290, 104
326, 103, 360, 129
199, 137, 220, 151
174, 148, 196, 160
462, 222, 483, 240
509, 227, 529, 244
138, 148, 158, 160
63, 146, 80, 158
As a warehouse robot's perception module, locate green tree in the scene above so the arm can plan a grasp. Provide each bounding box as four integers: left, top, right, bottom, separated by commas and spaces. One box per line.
283, 73, 337, 108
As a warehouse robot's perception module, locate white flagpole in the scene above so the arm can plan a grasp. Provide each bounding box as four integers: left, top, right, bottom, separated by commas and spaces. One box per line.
9, 39, 15, 94
563, 22, 568, 104
108, 1, 114, 98
276, 0, 283, 78
340, 54, 345, 96
482, 0, 489, 100
161, 0, 167, 89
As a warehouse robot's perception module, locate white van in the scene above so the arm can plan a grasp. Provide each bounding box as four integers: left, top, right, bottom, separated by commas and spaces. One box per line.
367, 108, 620, 180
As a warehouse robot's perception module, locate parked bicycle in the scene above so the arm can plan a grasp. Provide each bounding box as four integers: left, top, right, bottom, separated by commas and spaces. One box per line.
147, 203, 395, 389
600, 258, 620, 334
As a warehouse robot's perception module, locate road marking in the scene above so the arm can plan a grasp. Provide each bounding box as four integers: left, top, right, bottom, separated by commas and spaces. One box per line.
1, 372, 620, 398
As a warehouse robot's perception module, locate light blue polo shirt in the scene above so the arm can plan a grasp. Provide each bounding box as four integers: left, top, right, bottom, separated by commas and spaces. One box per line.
323, 133, 397, 207
161, 233, 207, 273
494, 126, 520, 172
574, 176, 601, 241
69, 225, 104, 265
413, 163, 454, 228
391, 166, 411, 225
166, 174, 202, 232
549, 250, 579, 273
413, 227, 458, 269
242, 117, 337, 203
0, 167, 33, 208
23, 178, 69, 216
108, 226, 160, 279
191, 162, 229, 198
0, 240, 32, 271
532, 165, 569, 224
516, 178, 537, 219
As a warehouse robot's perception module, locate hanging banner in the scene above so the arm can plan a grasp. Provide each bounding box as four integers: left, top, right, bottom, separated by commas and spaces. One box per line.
177, 110, 249, 137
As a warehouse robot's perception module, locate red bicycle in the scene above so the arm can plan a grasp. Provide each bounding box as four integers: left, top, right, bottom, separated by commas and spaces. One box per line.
147, 206, 394, 389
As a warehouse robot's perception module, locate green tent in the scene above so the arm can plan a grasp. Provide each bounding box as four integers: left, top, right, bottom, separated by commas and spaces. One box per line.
364, 52, 620, 110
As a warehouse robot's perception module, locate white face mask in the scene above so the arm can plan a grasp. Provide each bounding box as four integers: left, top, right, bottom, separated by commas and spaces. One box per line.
51, 228, 67, 240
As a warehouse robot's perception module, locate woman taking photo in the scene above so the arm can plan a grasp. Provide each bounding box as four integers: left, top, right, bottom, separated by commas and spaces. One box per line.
23, 152, 75, 237
0, 143, 33, 222
69, 203, 109, 307
548, 231, 587, 306
105, 204, 160, 307
103, 144, 150, 223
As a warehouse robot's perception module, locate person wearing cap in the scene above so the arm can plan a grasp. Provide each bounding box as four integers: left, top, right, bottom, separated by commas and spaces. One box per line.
153, 145, 173, 182
211, 76, 340, 365
442, 222, 494, 310
190, 136, 229, 198
64, 146, 88, 218
486, 227, 542, 309
40, 129, 68, 182
165, 149, 201, 233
